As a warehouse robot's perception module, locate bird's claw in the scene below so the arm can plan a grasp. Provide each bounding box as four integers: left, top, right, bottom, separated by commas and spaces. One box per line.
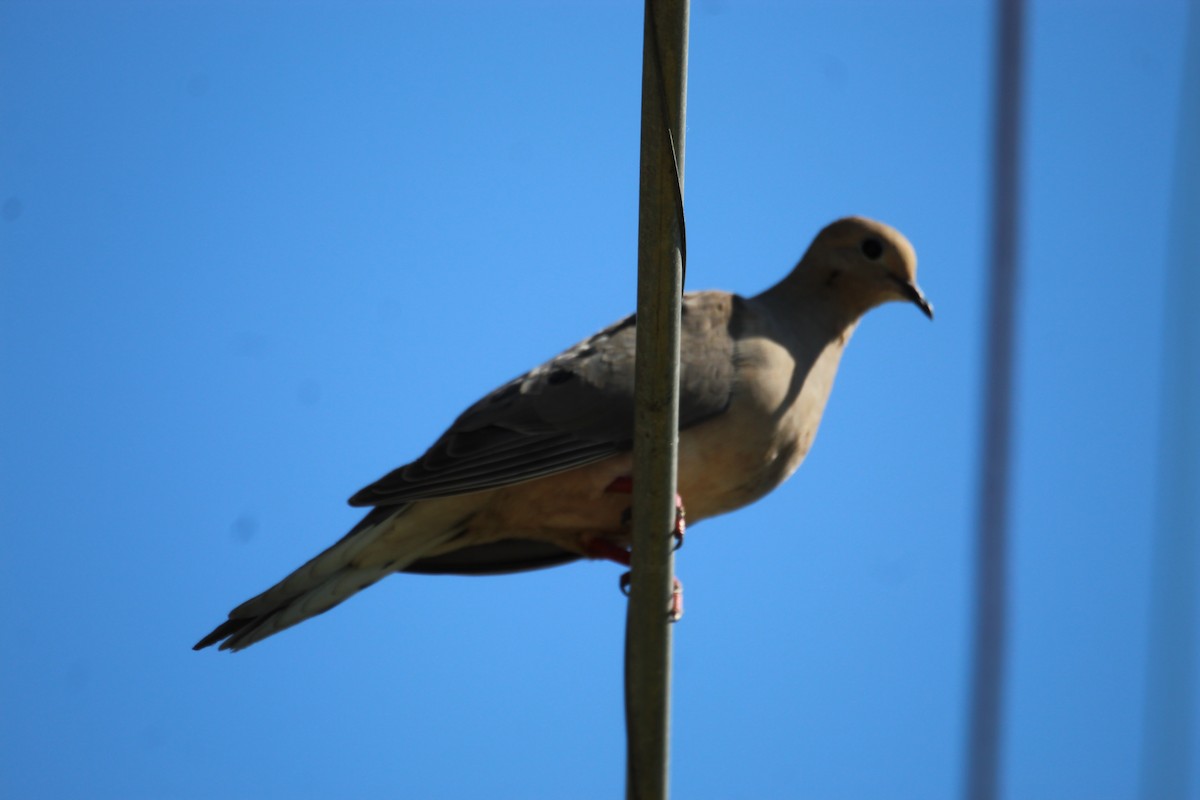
617, 571, 683, 622
605, 476, 687, 552
672, 500, 686, 552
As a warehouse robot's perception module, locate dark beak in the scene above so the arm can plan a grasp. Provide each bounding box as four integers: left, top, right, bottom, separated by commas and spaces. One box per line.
891, 275, 934, 320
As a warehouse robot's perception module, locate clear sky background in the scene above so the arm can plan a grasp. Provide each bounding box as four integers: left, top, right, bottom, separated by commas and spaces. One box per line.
1, 1, 1196, 798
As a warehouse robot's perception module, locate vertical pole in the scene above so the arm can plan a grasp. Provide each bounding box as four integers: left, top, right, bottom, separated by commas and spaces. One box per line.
627, 1, 688, 799
966, 1, 1023, 799
1140, 3, 1199, 798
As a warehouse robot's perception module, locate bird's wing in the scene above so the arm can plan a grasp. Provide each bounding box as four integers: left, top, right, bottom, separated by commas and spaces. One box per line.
402, 539, 583, 575
348, 291, 746, 507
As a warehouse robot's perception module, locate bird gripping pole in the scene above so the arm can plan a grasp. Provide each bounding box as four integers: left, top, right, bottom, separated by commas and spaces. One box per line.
627, 0, 688, 799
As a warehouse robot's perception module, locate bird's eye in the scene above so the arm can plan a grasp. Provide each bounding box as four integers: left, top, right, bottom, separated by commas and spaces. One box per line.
860, 237, 884, 260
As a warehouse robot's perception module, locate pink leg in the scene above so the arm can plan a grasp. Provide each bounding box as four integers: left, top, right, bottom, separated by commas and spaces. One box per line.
616, 573, 684, 622
603, 475, 686, 622
580, 536, 631, 566
670, 577, 684, 622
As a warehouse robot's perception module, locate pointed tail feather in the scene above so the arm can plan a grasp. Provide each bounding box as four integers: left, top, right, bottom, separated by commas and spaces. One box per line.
194, 504, 462, 651
204, 563, 395, 651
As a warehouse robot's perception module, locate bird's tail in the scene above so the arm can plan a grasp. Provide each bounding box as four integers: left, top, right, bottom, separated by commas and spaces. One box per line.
194, 504, 463, 651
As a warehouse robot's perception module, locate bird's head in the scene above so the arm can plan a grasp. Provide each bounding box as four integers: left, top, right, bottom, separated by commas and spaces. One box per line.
803, 216, 933, 320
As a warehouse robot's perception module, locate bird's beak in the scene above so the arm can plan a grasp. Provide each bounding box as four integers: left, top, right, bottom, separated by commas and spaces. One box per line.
891, 275, 934, 320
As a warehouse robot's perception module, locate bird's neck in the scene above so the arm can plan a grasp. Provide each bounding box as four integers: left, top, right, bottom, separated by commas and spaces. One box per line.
756, 267, 866, 344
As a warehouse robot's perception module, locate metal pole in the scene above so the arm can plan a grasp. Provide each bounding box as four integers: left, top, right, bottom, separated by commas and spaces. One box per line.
966, 1, 1024, 798
627, 0, 688, 798
1140, 3, 1199, 797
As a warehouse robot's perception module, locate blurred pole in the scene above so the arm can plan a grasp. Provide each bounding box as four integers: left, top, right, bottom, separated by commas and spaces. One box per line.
966, 1, 1024, 799
627, 1, 687, 799
1140, 3, 1200, 798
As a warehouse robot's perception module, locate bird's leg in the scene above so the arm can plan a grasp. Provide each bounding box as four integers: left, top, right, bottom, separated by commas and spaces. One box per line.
599, 475, 686, 622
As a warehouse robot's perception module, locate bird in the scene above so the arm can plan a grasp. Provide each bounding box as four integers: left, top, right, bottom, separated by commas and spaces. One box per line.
194, 216, 932, 651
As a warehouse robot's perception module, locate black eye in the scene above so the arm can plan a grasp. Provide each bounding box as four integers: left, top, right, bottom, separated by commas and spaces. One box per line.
860, 237, 884, 260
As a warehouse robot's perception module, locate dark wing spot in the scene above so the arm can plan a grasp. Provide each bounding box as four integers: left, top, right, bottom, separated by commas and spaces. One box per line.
547, 368, 575, 385
594, 312, 636, 340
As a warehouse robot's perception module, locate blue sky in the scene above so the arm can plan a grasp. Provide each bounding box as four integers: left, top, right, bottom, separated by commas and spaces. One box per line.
1, 1, 1195, 798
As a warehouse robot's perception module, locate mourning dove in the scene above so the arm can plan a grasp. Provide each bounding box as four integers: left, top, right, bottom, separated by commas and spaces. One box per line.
195, 216, 932, 651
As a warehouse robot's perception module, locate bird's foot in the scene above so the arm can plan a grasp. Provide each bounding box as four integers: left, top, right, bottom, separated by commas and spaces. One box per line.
618, 572, 684, 622
604, 475, 686, 550
595, 477, 686, 622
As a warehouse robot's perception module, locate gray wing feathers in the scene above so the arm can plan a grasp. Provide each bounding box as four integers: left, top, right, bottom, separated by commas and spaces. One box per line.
350, 292, 742, 507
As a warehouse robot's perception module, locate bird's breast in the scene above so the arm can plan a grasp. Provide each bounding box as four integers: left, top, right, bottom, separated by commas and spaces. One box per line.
677, 334, 844, 521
